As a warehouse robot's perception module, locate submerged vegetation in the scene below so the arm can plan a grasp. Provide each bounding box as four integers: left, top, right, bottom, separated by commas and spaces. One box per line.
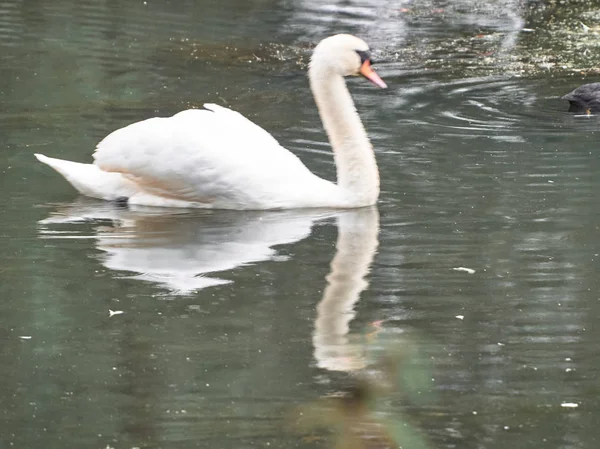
403, 0, 600, 77
289, 330, 435, 449
162, 0, 600, 80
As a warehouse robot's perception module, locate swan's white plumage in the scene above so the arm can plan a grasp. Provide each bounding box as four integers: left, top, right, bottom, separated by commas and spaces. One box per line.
35, 34, 385, 210
93, 104, 341, 209
34, 153, 138, 200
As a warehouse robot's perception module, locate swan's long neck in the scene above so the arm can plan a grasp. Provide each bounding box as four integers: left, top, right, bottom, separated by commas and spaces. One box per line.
309, 63, 379, 205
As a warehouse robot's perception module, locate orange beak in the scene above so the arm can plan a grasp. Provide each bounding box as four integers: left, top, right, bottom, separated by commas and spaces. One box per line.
360, 60, 387, 88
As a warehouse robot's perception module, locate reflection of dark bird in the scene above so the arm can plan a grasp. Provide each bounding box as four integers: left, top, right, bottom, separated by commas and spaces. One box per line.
562, 83, 600, 113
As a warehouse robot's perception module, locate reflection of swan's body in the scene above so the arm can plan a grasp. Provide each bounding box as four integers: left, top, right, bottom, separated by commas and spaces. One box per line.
313, 207, 379, 372
40, 201, 380, 369
34, 34, 386, 210
39, 199, 337, 294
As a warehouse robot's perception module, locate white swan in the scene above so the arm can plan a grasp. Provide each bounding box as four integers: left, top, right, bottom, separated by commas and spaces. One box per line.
35, 34, 387, 210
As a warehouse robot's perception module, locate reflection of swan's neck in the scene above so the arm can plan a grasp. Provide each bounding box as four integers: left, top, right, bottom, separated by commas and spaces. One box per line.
309, 62, 379, 205
313, 208, 380, 372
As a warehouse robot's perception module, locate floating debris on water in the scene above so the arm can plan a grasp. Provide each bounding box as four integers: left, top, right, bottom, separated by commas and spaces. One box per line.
109, 309, 124, 317
561, 402, 579, 408
453, 267, 475, 274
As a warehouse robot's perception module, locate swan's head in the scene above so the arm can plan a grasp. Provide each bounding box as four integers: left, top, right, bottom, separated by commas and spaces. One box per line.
311, 34, 387, 88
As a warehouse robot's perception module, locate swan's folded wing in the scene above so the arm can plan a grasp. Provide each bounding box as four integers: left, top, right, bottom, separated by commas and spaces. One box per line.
93, 104, 315, 207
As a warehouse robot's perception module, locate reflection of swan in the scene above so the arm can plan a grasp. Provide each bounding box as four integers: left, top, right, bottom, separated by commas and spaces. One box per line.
34, 34, 386, 210
39, 199, 337, 294
39, 201, 380, 369
313, 207, 379, 372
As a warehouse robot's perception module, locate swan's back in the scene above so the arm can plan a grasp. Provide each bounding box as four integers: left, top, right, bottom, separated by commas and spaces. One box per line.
94, 104, 336, 209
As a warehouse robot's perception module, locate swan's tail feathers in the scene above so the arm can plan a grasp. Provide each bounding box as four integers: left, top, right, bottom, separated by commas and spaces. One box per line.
34, 153, 138, 201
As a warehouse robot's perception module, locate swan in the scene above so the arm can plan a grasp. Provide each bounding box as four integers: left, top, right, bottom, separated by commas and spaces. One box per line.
35, 34, 387, 210
562, 82, 600, 113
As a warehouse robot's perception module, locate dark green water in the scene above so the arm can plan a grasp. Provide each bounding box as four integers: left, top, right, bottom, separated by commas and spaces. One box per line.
2, 1, 600, 448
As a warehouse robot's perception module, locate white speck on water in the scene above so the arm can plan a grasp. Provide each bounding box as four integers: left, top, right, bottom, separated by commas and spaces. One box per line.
581, 21, 590, 33
109, 309, 123, 317
497, 342, 505, 346
504, 426, 509, 430
453, 267, 475, 274
455, 315, 464, 320
19, 336, 32, 340
472, 411, 477, 415
561, 402, 578, 408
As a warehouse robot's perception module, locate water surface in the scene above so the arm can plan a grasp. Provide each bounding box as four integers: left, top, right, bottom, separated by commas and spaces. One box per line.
1, 1, 600, 448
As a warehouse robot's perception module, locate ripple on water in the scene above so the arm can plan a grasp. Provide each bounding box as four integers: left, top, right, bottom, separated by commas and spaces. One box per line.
382, 75, 599, 139
0, 2, 24, 47
3, 3, 600, 448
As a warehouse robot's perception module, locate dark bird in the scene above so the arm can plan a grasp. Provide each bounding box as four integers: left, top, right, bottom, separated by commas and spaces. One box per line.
562, 82, 600, 114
